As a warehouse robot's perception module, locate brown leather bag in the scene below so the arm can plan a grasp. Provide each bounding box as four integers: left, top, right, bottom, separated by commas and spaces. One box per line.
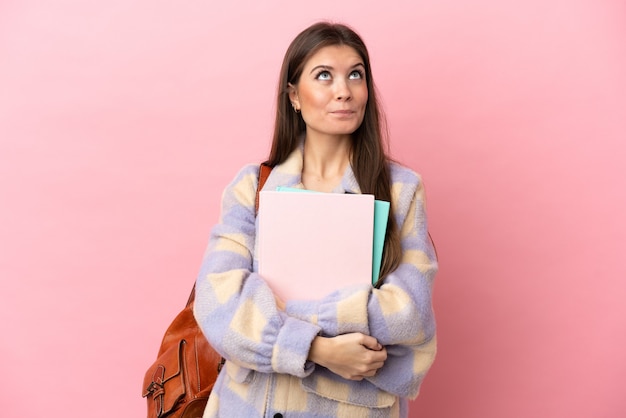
142, 163, 273, 418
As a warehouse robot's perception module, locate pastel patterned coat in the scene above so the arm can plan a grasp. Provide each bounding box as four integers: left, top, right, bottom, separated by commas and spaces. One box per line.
194, 145, 438, 417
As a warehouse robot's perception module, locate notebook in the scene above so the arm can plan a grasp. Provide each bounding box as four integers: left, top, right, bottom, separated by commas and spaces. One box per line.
258, 190, 375, 301
275, 187, 389, 284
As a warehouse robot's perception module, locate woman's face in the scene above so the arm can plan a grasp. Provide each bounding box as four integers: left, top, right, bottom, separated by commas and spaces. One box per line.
289, 45, 368, 140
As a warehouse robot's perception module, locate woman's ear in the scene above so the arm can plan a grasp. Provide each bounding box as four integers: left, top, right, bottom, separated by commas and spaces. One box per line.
288, 83, 300, 111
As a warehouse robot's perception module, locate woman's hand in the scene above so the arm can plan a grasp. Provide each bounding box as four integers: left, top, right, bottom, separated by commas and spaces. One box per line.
308, 333, 387, 381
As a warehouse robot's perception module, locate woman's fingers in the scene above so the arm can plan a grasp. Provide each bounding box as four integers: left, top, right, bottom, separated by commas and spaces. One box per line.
309, 333, 387, 380
359, 334, 383, 351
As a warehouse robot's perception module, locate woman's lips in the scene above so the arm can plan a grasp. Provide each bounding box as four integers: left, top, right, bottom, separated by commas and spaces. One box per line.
330, 110, 355, 116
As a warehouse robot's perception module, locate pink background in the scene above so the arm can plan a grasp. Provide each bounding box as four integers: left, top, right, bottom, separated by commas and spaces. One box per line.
1, 1, 625, 417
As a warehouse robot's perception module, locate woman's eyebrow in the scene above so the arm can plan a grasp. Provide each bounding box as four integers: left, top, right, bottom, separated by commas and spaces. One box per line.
309, 65, 332, 74
309, 62, 365, 74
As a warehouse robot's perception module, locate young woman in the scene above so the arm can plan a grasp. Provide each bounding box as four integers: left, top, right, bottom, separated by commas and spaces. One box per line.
194, 22, 438, 418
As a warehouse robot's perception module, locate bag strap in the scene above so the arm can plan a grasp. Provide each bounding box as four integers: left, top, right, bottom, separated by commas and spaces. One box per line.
256, 162, 272, 215
186, 163, 273, 307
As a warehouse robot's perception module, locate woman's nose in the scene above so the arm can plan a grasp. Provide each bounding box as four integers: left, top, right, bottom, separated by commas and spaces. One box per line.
334, 79, 352, 101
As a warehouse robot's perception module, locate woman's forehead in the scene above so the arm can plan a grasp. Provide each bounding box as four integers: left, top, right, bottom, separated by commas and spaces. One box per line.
303, 45, 364, 70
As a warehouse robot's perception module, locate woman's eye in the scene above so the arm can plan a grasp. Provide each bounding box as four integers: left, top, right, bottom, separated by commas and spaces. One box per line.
316, 71, 331, 80
349, 70, 364, 80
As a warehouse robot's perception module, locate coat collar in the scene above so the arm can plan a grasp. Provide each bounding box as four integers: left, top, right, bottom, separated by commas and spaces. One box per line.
262, 140, 362, 194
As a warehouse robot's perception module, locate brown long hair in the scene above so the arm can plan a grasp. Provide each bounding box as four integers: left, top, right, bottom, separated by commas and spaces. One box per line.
266, 22, 401, 283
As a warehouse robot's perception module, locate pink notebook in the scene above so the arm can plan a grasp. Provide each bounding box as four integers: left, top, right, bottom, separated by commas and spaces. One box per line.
258, 191, 374, 301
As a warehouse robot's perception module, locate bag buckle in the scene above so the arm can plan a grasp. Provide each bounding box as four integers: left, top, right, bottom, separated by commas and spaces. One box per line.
143, 364, 166, 417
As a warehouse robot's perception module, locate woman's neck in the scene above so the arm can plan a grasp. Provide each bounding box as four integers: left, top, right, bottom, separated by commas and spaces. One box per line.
301, 132, 352, 192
